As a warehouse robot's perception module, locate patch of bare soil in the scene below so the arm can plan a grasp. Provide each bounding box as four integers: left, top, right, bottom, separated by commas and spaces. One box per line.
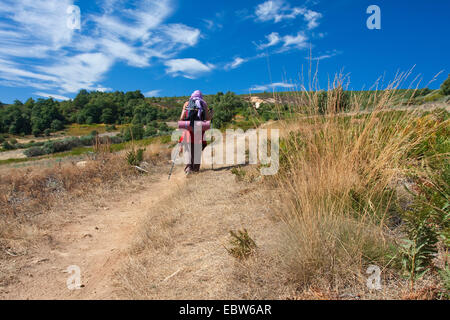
0, 166, 186, 299
0, 149, 26, 161
116, 165, 292, 299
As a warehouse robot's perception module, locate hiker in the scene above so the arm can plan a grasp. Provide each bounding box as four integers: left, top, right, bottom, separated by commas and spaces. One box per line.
179, 90, 212, 174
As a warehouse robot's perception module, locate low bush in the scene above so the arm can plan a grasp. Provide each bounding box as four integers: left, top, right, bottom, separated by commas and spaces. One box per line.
440, 74, 450, 96
126, 148, 145, 166
80, 135, 94, 146
2, 141, 15, 150
23, 146, 46, 157
122, 124, 145, 141
144, 126, 157, 137
226, 229, 257, 259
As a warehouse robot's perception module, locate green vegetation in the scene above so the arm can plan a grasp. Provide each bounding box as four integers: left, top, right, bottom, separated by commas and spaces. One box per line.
0, 90, 182, 136
441, 74, 450, 96
225, 229, 257, 259
2, 75, 449, 138
126, 148, 145, 166
23, 133, 122, 158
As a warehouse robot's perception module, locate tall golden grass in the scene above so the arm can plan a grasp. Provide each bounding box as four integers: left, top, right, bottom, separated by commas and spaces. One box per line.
268, 73, 448, 294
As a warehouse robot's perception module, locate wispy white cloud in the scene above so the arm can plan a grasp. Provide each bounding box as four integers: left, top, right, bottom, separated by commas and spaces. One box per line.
0, 0, 203, 94
35, 92, 71, 101
306, 50, 341, 61
224, 57, 247, 70
95, 86, 112, 92
250, 82, 295, 91
257, 31, 308, 52
161, 24, 201, 47
203, 13, 224, 31
145, 89, 161, 97
256, 32, 281, 49
36, 53, 115, 93
254, 0, 321, 29
303, 9, 322, 30
280, 32, 308, 51
164, 58, 214, 79
255, 0, 301, 23
0, 0, 76, 57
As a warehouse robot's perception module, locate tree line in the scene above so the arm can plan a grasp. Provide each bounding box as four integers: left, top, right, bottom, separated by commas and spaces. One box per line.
0, 90, 183, 136
0, 89, 252, 136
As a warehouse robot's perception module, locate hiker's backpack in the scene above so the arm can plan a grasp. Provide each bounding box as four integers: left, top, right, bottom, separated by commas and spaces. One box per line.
185, 98, 205, 128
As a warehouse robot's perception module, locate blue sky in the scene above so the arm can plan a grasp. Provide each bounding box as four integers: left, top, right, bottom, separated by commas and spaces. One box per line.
0, 0, 449, 103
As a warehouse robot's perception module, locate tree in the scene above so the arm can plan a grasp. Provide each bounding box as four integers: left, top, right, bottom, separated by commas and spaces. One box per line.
158, 122, 169, 132
31, 98, 63, 135
440, 74, 450, 96
74, 89, 90, 110
51, 119, 64, 131
1, 100, 32, 135
209, 91, 243, 128
144, 125, 157, 137
101, 108, 115, 124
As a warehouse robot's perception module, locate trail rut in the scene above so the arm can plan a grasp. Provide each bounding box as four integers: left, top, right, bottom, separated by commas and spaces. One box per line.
2, 169, 187, 299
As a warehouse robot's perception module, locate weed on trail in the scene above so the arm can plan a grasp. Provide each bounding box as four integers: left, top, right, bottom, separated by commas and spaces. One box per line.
126, 148, 145, 166
226, 229, 257, 259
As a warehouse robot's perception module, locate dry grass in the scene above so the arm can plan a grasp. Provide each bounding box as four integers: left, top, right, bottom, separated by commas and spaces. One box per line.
263, 75, 449, 297
116, 167, 294, 299
0, 143, 170, 256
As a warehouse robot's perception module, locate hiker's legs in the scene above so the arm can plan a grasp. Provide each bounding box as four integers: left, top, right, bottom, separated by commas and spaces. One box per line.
192, 142, 207, 172
191, 141, 200, 172
183, 142, 193, 173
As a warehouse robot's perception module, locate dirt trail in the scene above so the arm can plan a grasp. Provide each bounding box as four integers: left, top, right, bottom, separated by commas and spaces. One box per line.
2, 131, 282, 300
2, 169, 187, 299
115, 165, 284, 299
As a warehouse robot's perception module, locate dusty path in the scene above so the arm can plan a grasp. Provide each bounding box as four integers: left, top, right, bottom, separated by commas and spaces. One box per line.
116, 166, 286, 299
2, 169, 187, 299
2, 132, 284, 300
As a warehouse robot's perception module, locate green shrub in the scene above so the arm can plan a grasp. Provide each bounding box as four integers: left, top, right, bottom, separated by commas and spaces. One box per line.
2, 141, 15, 150
51, 119, 64, 131
158, 122, 169, 132
43, 137, 82, 154
109, 135, 123, 144
231, 167, 246, 181
122, 124, 144, 141
440, 74, 450, 96
106, 124, 117, 131
225, 229, 257, 259
24, 146, 46, 157
439, 264, 450, 299
159, 135, 171, 144
144, 126, 157, 137
398, 152, 449, 288
126, 148, 145, 166
424, 91, 444, 102
80, 135, 94, 146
